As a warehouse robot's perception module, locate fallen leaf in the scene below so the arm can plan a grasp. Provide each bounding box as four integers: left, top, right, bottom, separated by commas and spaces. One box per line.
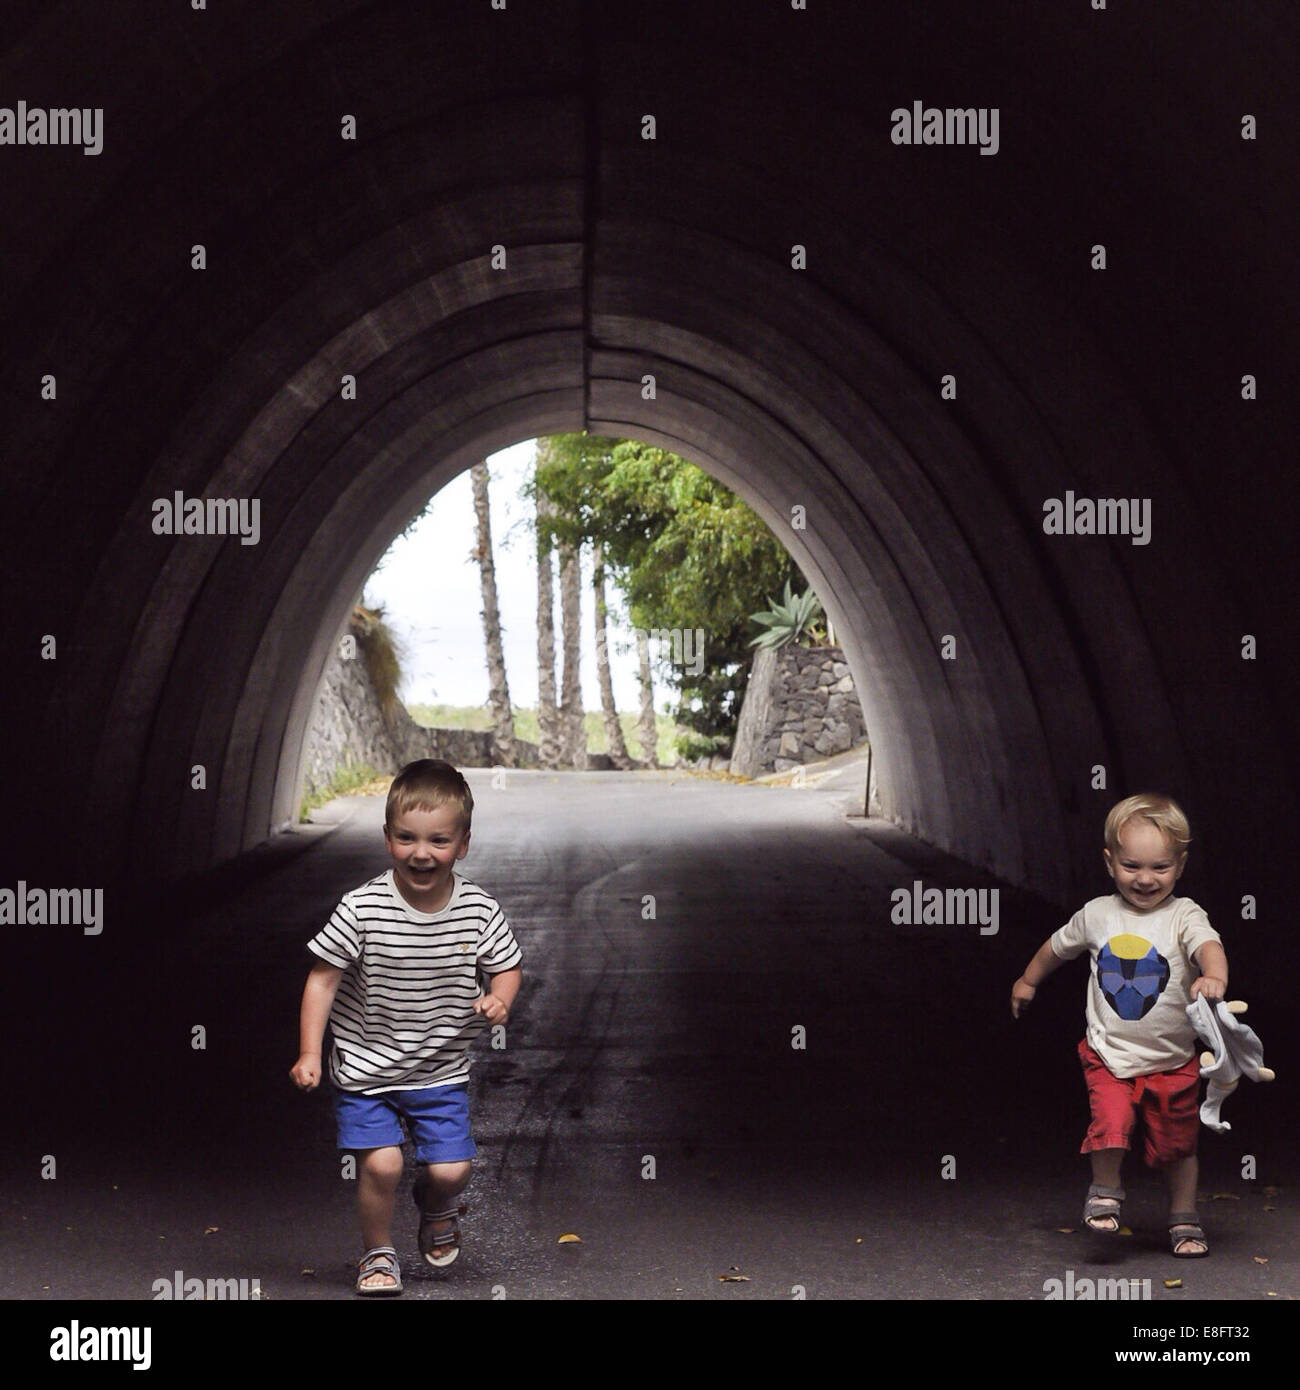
1164, 1279, 1183, 1289
719, 1270, 750, 1282
1253, 1256, 1269, 1265
557, 1233, 582, 1244
855, 1237, 862, 1244
1118, 1225, 1132, 1236
203, 1226, 219, 1235
1267, 1291, 1277, 1298
1056, 1227, 1076, 1234
1264, 1205, 1277, 1212
1209, 1192, 1241, 1202
301, 1268, 315, 1277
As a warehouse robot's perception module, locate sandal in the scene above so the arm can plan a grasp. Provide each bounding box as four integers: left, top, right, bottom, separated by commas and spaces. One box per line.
356, 1245, 403, 1295
1083, 1183, 1126, 1234
1169, 1212, 1209, 1258
413, 1172, 465, 1267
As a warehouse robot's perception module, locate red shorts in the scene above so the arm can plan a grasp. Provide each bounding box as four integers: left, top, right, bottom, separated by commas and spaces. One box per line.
1077, 1039, 1201, 1168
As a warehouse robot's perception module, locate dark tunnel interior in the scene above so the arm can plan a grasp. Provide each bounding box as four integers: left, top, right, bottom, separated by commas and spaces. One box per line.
1, 0, 1296, 1318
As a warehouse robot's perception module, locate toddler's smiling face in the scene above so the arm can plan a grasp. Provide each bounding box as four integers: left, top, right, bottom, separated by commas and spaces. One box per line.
384, 802, 470, 910
1103, 820, 1185, 912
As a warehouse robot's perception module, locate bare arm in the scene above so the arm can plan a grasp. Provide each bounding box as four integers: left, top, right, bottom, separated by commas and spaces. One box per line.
1190, 940, 1228, 1002
290, 960, 344, 1090
1011, 938, 1066, 1018
473, 965, 522, 1024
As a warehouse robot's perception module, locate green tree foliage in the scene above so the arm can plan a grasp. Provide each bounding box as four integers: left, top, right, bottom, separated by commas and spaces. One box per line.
531, 435, 802, 758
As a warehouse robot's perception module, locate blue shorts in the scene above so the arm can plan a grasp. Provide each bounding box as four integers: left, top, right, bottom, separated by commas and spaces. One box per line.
334, 1083, 477, 1163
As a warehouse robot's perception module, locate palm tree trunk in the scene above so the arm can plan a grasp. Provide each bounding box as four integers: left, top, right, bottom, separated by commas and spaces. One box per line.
535, 482, 563, 769
635, 626, 659, 768
592, 540, 634, 769
558, 537, 586, 769
470, 460, 515, 768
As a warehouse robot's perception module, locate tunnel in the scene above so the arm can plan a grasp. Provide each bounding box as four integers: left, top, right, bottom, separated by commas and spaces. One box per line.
2, 0, 1297, 1321
5, 1, 1294, 915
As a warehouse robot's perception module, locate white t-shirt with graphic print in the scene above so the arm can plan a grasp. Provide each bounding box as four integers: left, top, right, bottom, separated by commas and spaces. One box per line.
1050, 893, 1222, 1079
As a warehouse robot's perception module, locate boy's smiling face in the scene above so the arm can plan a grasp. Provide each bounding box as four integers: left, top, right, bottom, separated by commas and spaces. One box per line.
384, 802, 470, 910
1103, 819, 1185, 912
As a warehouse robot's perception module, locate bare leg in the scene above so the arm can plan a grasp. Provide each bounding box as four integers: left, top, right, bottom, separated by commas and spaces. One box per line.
357, 1146, 403, 1288
1089, 1148, 1124, 1187
1164, 1155, 1206, 1255
420, 1160, 472, 1258
1086, 1148, 1126, 1230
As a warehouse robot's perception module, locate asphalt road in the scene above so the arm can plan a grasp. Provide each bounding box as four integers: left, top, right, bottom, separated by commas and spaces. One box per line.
4, 763, 1294, 1303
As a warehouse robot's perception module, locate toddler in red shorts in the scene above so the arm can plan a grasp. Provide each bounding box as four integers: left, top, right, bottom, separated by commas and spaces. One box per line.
1011, 794, 1229, 1257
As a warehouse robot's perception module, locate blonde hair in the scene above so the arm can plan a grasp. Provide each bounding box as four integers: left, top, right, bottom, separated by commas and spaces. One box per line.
1104, 793, 1191, 858
384, 759, 473, 833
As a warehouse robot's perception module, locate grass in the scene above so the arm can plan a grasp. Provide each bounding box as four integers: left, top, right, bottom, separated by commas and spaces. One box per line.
406, 703, 683, 766
299, 762, 387, 821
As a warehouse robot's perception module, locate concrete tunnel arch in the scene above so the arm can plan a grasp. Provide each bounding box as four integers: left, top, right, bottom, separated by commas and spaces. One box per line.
6, 2, 1293, 917
67, 209, 1162, 907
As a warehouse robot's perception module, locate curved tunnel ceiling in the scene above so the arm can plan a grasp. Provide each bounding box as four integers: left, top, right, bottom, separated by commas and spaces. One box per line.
3, 2, 1295, 909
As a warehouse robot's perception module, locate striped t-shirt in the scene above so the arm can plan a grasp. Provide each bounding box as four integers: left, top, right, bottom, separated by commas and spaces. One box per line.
307, 869, 522, 1094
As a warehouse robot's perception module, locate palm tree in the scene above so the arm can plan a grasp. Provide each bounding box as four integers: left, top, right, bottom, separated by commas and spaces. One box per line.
535, 478, 563, 769
470, 460, 515, 767
592, 539, 634, 769
558, 536, 586, 769
635, 627, 659, 768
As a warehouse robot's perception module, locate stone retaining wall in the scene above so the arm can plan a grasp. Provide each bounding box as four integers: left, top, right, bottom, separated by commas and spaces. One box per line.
301, 623, 540, 800
729, 644, 867, 778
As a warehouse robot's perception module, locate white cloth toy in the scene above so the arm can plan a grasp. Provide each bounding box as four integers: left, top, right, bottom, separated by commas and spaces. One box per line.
1185, 997, 1275, 1133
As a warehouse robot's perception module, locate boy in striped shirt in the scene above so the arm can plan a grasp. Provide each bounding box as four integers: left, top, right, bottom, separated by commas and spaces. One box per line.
290, 760, 523, 1294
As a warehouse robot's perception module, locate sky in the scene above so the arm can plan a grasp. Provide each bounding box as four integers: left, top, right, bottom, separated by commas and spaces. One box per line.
360, 439, 650, 712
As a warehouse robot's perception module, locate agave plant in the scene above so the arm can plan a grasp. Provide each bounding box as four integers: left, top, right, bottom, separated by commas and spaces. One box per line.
749, 580, 824, 650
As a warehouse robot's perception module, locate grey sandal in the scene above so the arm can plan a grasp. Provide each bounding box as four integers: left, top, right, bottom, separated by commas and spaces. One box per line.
413, 1172, 465, 1267
1169, 1212, 1209, 1258
356, 1245, 403, 1295
1083, 1183, 1126, 1233
419, 1208, 461, 1267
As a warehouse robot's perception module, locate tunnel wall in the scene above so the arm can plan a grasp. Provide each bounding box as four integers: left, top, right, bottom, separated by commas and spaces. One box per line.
1, 1, 1295, 921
